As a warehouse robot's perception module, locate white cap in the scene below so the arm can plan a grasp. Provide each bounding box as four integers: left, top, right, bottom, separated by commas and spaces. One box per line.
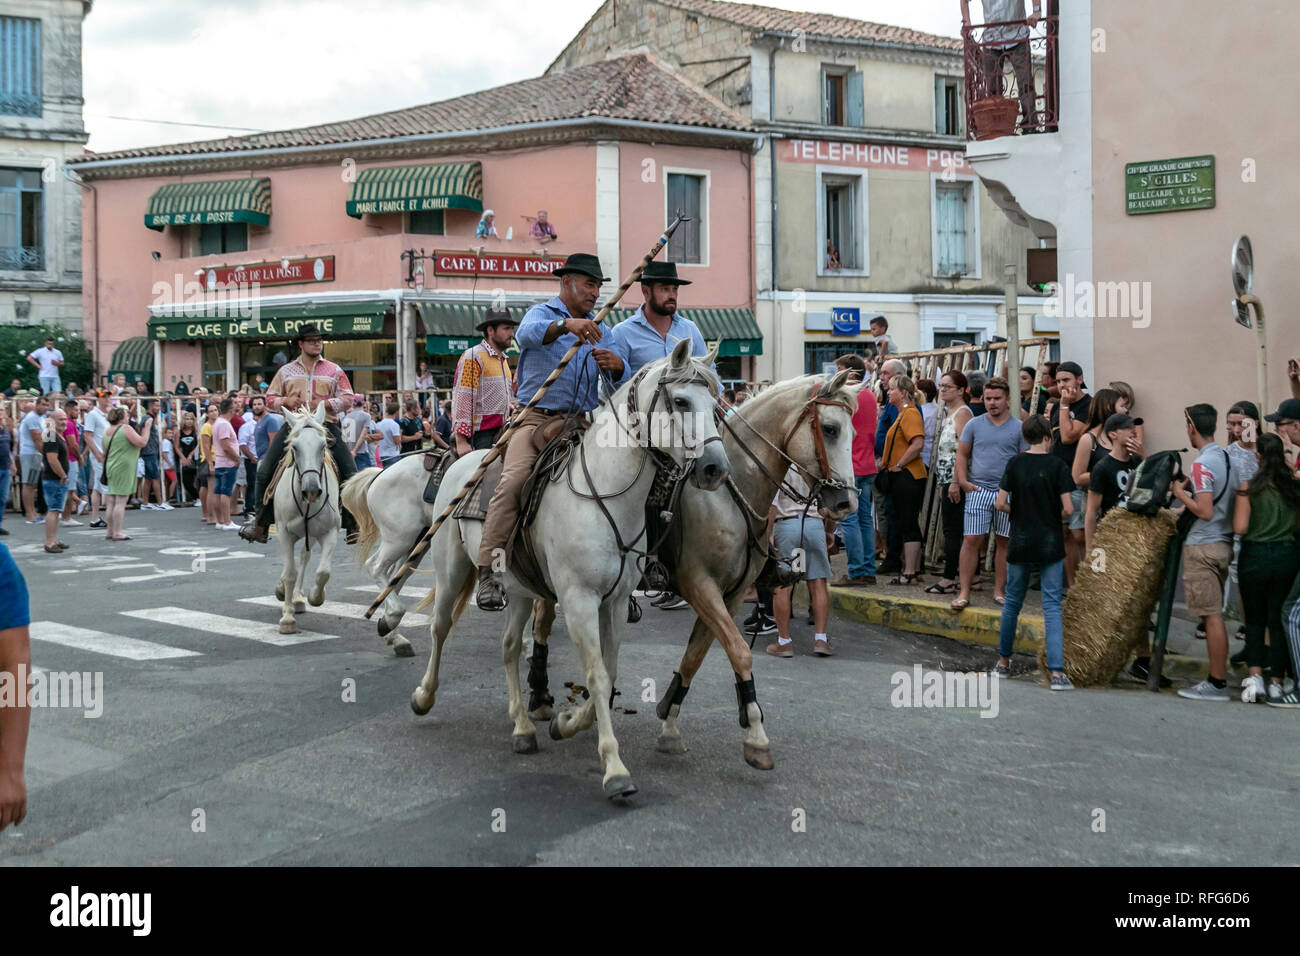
483, 209, 495, 217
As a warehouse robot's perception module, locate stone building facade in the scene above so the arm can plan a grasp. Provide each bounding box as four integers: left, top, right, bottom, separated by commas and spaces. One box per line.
0, 0, 88, 331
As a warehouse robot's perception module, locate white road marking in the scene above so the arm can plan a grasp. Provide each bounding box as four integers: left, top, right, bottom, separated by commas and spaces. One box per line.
121, 607, 338, 647
240, 596, 430, 625
28, 622, 201, 661
346, 585, 433, 601
53, 563, 153, 575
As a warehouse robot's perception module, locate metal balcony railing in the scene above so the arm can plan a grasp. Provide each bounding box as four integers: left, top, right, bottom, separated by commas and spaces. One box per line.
963, 15, 1059, 140
0, 245, 44, 271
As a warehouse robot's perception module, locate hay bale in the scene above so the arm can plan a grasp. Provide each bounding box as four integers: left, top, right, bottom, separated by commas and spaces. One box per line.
1039, 508, 1178, 686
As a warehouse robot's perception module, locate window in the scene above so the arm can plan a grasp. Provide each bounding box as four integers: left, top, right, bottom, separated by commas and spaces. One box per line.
804, 342, 871, 376
666, 171, 706, 264
0, 167, 44, 271
935, 76, 962, 136
931, 178, 980, 279
0, 16, 41, 117
197, 223, 248, 256
822, 66, 863, 128
408, 209, 444, 235
816, 167, 867, 276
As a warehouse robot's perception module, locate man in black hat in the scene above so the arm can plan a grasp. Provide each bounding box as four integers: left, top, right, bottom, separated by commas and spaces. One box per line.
452, 308, 517, 457
475, 253, 630, 611
240, 323, 359, 543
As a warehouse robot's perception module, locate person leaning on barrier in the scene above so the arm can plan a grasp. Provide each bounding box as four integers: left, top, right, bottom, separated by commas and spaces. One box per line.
240, 323, 359, 544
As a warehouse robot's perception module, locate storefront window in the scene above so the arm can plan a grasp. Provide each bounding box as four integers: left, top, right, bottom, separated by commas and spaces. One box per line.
201, 341, 227, 392
804, 342, 870, 375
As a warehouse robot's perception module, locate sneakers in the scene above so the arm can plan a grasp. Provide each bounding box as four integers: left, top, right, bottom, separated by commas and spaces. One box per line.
651, 592, 689, 610
218, 522, 241, 531
26, 516, 43, 524
812, 638, 833, 657
61, 518, 83, 527
744, 613, 777, 636
141, 503, 159, 511
476, 569, 508, 612
765, 640, 793, 658
88, 518, 106, 529
1241, 674, 1266, 703
1265, 683, 1300, 708
76, 500, 89, 516
1049, 673, 1075, 691
1177, 679, 1230, 702
993, 661, 1010, 678
157, 502, 174, 511
1127, 660, 1172, 689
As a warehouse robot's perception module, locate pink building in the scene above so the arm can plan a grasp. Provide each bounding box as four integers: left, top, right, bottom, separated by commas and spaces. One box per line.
68, 54, 761, 395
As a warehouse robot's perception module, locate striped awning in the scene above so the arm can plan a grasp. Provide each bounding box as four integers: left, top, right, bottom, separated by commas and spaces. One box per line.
144, 178, 272, 230
346, 162, 483, 218
107, 336, 153, 378
417, 301, 512, 354
605, 307, 762, 357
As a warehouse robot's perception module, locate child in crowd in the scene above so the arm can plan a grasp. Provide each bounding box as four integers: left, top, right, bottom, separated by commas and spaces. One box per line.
993, 415, 1076, 690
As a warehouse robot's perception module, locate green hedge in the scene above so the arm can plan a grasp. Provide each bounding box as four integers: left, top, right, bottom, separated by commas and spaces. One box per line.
0, 324, 95, 394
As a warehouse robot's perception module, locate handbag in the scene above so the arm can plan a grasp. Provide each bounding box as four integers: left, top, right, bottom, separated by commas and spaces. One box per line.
875, 419, 899, 495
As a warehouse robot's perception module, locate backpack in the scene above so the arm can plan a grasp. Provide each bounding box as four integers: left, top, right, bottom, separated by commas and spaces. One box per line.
1122, 448, 1187, 515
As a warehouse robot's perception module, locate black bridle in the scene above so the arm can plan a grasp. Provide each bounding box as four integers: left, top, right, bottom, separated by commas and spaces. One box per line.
287, 429, 335, 551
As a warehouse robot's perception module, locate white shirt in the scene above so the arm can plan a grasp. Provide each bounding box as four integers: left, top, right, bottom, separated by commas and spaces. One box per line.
237, 419, 258, 461
19, 410, 44, 456
30, 346, 63, 376
375, 418, 402, 459
980, 0, 1030, 46
161, 438, 174, 469
84, 406, 109, 452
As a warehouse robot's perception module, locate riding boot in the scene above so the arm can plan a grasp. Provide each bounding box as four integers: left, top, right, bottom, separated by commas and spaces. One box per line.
241, 423, 288, 543
476, 565, 508, 612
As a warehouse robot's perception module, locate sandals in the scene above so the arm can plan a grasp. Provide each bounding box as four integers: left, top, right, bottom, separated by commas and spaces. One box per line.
924, 582, 954, 595
950, 597, 970, 611
888, 573, 918, 586
994, 593, 1006, 606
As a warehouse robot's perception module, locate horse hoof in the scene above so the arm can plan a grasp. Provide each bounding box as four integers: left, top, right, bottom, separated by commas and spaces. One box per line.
603, 775, 638, 800
512, 733, 538, 755
275, 583, 285, 601
377, 617, 393, 638
410, 690, 432, 716
743, 743, 775, 771
293, 602, 307, 614
279, 621, 297, 634
392, 639, 414, 658
308, 593, 324, 607
548, 716, 565, 741
528, 704, 553, 721
656, 735, 687, 755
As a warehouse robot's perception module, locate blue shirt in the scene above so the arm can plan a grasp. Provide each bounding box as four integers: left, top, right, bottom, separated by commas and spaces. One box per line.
0, 541, 30, 630
875, 401, 898, 457
608, 307, 711, 377
254, 413, 284, 459
514, 297, 629, 412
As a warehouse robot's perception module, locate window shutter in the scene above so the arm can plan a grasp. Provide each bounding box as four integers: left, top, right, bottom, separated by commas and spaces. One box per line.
936, 187, 967, 275
846, 71, 864, 128
225, 224, 248, 254
0, 191, 17, 247
667, 174, 702, 263
0, 16, 42, 117
199, 224, 221, 257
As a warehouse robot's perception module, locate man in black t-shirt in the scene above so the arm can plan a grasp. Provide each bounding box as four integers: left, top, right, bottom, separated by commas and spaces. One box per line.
1085, 413, 1142, 555
994, 414, 1076, 689
1047, 360, 1091, 584
40, 408, 70, 554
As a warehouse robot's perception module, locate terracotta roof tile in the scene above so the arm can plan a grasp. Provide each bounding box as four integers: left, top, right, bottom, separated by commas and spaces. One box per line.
70, 54, 750, 165
656, 0, 961, 50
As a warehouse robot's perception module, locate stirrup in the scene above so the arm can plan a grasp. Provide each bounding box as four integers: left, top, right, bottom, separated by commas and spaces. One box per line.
754, 553, 800, 589
238, 520, 268, 544
627, 595, 642, 624
476, 572, 508, 612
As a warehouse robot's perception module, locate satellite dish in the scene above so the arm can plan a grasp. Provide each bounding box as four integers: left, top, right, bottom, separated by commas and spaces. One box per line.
1231, 235, 1253, 297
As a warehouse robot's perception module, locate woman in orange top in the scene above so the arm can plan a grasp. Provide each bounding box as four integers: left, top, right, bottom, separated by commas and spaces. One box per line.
881, 374, 928, 584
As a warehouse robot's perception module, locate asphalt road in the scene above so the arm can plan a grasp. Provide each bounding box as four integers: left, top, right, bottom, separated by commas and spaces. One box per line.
2, 508, 1294, 866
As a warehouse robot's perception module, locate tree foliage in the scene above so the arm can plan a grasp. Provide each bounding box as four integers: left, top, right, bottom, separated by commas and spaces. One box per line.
0, 324, 95, 393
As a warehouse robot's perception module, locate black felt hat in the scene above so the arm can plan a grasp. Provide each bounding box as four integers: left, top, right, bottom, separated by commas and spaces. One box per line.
552, 253, 609, 282
639, 260, 692, 285
295, 323, 323, 342
476, 307, 517, 333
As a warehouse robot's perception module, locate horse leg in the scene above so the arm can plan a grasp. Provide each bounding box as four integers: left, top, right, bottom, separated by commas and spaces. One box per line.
551, 589, 635, 799
278, 526, 298, 634
308, 518, 338, 607
683, 580, 773, 771
411, 540, 474, 716
503, 595, 539, 754
527, 599, 556, 720
292, 543, 309, 614
656, 615, 715, 755
367, 536, 415, 656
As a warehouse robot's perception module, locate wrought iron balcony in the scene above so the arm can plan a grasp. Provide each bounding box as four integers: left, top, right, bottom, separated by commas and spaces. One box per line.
963, 15, 1059, 140
0, 245, 44, 271
0, 93, 41, 117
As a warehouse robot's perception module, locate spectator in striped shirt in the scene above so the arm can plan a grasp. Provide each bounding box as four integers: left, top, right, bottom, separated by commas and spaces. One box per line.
452, 309, 517, 457
241, 324, 359, 543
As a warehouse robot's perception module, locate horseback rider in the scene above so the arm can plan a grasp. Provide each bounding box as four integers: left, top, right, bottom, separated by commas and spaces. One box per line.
240, 323, 359, 544
453, 308, 517, 456
475, 253, 630, 611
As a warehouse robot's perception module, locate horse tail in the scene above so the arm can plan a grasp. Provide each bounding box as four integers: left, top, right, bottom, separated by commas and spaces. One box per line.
341, 467, 383, 566
449, 571, 476, 624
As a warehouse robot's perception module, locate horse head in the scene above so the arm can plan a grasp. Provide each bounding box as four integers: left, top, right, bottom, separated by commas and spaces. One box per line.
632, 337, 730, 491
775, 369, 860, 521
285, 401, 330, 503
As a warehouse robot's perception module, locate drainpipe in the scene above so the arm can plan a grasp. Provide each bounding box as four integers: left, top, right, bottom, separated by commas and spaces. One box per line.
768, 41, 782, 378
66, 169, 100, 382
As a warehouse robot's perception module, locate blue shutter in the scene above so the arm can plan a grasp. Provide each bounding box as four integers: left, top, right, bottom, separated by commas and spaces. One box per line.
935, 77, 945, 134
935, 187, 967, 275
667, 174, 702, 264
846, 71, 864, 127
0, 16, 42, 117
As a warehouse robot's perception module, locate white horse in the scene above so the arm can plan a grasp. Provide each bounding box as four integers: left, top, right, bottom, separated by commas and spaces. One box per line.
344, 337, 729, 799
272, 401, 342, 634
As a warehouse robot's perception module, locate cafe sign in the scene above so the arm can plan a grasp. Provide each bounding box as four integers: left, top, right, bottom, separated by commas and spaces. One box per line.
149, 311, 384, 341
433, 251, 564, 278
1125, 155, 1215, 215
198, 256, 335, 290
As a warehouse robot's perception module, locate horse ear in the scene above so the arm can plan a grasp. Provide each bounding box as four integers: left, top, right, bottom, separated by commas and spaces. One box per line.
819, 368, 851, 397
313, 400, 327, 424
670, 336, 692, 369
702, 341, 720, 367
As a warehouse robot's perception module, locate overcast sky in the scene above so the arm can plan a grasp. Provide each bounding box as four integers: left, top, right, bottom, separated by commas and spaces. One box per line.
82, 0, 966, 153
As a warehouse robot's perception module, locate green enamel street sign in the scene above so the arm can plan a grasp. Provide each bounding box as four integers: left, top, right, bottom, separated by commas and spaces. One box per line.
1125, 155, 1215, 215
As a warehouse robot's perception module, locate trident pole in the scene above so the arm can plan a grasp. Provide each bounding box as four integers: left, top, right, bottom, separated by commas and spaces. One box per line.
365, 214, 689, 619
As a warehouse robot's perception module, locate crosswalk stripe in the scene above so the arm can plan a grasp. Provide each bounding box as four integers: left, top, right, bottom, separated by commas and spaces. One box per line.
346, 585, 433, 601
120, 607, 339, 647
28, 622, 201, 661
239, 596, 430, 625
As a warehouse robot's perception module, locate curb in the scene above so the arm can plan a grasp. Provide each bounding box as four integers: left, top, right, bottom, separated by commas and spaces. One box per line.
829, 586, 1233, 683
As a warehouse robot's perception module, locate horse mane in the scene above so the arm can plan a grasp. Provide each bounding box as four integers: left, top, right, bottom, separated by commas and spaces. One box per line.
287, 411, 327, 437
747, 373, 859, 416
606, 352, 721, 406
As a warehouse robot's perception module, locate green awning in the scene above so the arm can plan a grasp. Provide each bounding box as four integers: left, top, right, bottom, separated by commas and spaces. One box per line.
144, 178, 271, 230
418, 301, 520, 353
347, 162, 483, 217
148, 303, 389, 341
107, 336, 153, 377
604, 307, 762, 357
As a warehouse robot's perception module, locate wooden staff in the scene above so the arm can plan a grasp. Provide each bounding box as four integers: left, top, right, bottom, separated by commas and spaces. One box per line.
365, 214, 689, 618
